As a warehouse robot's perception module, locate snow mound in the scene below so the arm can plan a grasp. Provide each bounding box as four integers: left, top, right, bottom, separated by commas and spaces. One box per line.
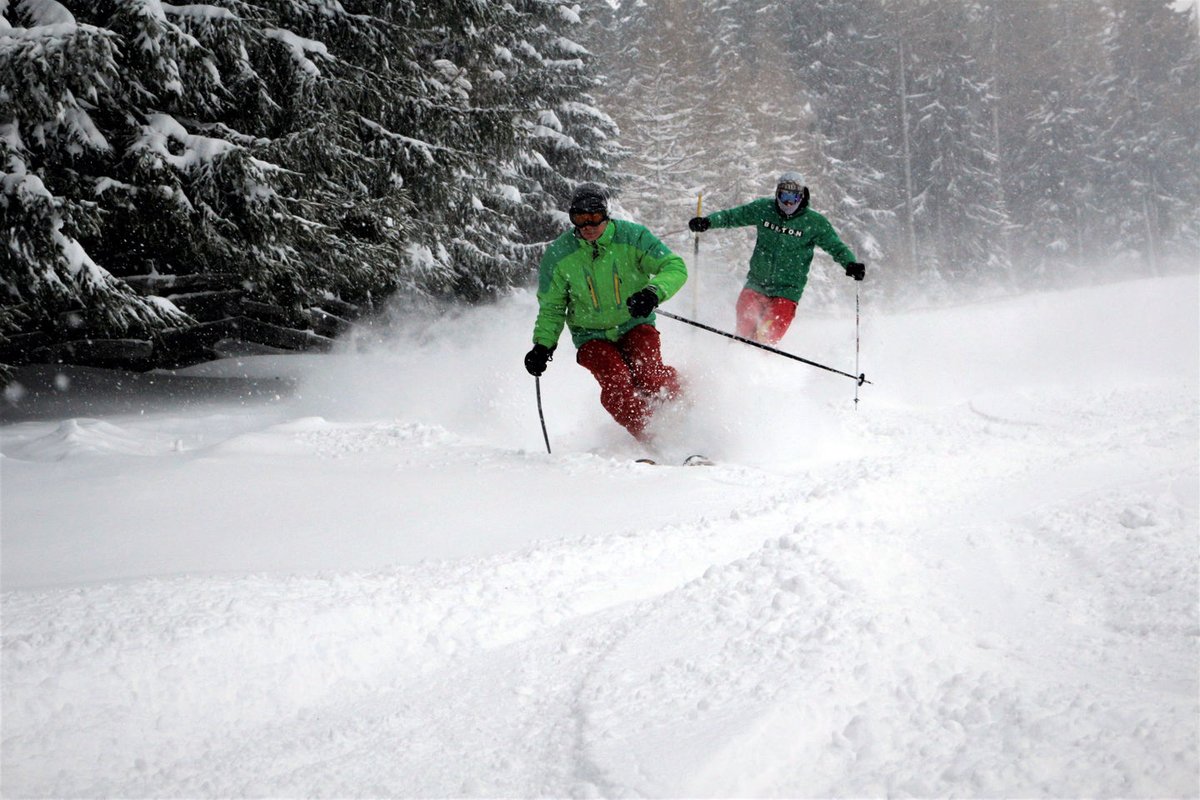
6, 418, 182, 461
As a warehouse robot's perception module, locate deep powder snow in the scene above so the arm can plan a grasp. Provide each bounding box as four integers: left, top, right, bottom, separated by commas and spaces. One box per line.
2, 275, 1197, 797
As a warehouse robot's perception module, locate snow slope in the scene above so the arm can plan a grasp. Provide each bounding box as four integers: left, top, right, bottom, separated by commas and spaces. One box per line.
2, 274, 1197, 797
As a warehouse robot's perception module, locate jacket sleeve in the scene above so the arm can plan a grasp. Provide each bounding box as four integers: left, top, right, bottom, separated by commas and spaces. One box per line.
531, 251, 568, 348
708, 198, 767, 229
813, 215, 858, 266
635, 227, 688, 302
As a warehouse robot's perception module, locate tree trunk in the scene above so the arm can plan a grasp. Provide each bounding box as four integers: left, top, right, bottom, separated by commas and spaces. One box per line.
898, 35, 918, 272
989, 6, 1014, 276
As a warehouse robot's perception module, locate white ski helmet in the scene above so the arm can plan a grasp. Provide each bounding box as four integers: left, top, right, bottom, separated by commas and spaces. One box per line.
776, 172, 804, 193
775, 171, 809, 216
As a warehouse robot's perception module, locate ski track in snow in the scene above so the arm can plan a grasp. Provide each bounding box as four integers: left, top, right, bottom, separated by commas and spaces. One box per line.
2, 276, 1198, 797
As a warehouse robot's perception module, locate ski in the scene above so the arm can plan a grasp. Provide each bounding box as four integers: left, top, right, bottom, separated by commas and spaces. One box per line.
634, 455, 714, 467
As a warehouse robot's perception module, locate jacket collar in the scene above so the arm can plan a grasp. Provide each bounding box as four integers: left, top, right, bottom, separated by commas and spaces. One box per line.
574, 219, 616, 248
775, 204, 808, 222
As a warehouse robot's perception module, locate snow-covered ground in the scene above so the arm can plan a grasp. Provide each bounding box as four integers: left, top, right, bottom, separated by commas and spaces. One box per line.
2, 273, 1197, 798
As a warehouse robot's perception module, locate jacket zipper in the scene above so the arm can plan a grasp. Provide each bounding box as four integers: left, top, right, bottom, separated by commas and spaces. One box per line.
584, 239, 602, 308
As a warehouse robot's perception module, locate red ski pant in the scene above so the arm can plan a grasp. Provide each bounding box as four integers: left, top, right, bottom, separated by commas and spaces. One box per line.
736, 287, 798, 344
576, 324, 681, 441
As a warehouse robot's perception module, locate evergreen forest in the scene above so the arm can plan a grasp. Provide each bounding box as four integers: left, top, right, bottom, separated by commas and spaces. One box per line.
2, 0, 1197, 373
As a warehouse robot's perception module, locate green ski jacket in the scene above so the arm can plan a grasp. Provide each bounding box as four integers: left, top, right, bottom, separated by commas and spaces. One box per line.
709, 198, 857, 302
533, 219, 687, 349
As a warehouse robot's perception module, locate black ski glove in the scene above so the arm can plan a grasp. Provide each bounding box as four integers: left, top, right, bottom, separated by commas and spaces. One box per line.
626, 287, 659, 318
524, 343, 554, 376
688, 216, 711, 233
844, 262, 866, 281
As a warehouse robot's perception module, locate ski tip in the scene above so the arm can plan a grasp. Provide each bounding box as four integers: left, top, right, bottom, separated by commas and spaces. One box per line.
636, 455, 714, 467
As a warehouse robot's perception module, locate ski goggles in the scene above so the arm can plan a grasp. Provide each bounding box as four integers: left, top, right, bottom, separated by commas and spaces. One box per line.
777, 190, 804, 204
570, 210, 608, 227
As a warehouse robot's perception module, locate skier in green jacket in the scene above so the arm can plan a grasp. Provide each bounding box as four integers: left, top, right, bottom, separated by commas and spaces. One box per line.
525, 183, 688, 442
689, 172, 866, 344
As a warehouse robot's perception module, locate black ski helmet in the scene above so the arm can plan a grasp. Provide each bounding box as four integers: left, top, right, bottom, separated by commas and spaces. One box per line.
569, 183, 608, 216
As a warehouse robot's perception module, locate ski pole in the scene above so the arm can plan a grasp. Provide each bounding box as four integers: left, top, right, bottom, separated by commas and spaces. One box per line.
535, 376, 551, 454
854, 286, 862, 409
692, 192, 702, 318
658, 310, 870, 386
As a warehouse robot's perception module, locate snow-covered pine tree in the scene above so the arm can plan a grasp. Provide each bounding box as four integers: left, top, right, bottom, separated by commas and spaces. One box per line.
595, 0, 712, 234
2, 0, 622, 370
772, 0, 897, 297
504, 0, 624, 257
1089, 0, 1200, 273
1, 0, 360, 367
595, 0, 901, 290
698, 0, 761, 209
366, 1, 525, 301
245, 0, 416, 310
418, 0, 627, 298
0, 1, 190, 366
696, 0, 831, 274
892, 0, 1007, 287
994, 0, 1108, 279
676, 0, 772, 269
105, 1, 332, 319
709, 0, 818, 198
